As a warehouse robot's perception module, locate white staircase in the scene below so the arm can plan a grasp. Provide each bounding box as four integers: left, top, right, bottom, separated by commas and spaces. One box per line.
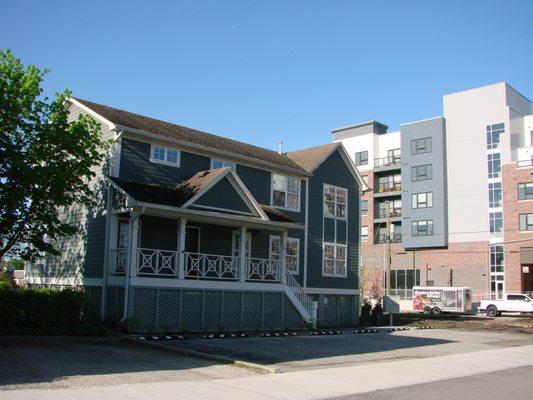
284, 270, 318, 327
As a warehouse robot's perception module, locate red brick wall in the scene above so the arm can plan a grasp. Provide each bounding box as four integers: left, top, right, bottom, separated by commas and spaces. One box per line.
502, 163, 533, 292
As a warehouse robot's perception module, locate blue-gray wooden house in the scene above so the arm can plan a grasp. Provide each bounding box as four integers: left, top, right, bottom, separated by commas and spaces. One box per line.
27, 98, 365, 332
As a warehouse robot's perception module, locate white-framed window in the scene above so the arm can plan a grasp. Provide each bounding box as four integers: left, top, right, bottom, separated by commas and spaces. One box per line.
271, 174, 300, 211
322, 242, 347, 277
489, 182, 502, 207
150, 144, 180, 167
411, 192, 433, 209
489, 245, 504, 273
487, 153, 501, 178
518, 183, 533, 201
360, 200, 368, 216
324, 184, 348, 219
269, 235, 299, 274
211, 158, 236, 170
361, 226, 368, 241
489, 211, 503, 235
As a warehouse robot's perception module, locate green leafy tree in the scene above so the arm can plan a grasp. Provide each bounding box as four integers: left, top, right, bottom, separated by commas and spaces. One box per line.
0, 50, 108, 261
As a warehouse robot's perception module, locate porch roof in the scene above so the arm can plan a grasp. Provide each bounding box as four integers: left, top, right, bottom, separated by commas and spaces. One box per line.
108, 175, 299, 225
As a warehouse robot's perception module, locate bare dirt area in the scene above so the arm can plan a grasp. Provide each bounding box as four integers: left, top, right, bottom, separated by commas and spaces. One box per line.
395, 313, 533, 334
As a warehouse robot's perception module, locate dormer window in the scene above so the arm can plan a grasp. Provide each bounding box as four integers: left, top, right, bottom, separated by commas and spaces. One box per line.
150, 144, 180, 167
211, 158, 236, 170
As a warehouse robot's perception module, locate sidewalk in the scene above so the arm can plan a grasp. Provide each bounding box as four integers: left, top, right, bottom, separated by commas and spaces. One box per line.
3, 344, 533, 400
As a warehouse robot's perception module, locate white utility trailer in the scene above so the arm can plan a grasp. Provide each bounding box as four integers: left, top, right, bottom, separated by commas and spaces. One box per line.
413, 286, 476, 315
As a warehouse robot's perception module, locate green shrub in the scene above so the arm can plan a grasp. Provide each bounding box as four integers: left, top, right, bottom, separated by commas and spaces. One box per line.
0, 286, 91, 333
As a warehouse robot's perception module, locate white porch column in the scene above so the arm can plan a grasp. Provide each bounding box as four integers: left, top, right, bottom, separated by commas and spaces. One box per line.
177, 218, 187, 279
239, 226, 247, 283
129, 217, 140, 278
280, 230, 288, 284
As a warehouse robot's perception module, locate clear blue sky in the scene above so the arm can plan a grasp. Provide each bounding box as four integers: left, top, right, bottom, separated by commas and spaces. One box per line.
1, 0, 532, 152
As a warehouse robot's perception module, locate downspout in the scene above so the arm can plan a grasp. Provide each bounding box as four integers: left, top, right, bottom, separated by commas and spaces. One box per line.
122, 205, 145, 321
100, 129, 123, 321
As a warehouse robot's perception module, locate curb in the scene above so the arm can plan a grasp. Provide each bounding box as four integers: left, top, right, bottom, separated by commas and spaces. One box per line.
126, 337, 279, 374
0, 335, 126, 343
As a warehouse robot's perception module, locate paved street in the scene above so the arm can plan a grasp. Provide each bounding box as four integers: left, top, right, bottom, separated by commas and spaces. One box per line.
2, 340, 532, 399
335, 366, 533, 400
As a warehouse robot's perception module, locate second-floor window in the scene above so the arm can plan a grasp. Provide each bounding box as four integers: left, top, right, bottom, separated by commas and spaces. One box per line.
150, 144, 180, 167
271, 174, 300, 211
324, 184, 347, 219
490, 211, 503, 234
411, 164, 432, 182
411, 192, 433, 209
411, 137, 432, 155
519, 213, 533, 231
518, 183, 533, 200
211, 158, 236, 170
354, 151, 368, 166
412, 220, 433, 236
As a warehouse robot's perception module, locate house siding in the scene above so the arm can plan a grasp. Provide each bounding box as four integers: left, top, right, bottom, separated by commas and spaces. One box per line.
193, 177, 251, 213
306, 149, 360, 290
27, 103, 113, 282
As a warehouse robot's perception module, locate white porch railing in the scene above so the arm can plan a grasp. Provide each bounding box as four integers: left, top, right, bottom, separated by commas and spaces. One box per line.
108, 248, 127, 275
246, 258, 281, 282
184, 252, 239, 280
137, 248, 178, 277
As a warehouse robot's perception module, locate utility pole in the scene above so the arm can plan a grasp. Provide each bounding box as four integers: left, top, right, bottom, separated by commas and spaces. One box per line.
385, 200, 392, 296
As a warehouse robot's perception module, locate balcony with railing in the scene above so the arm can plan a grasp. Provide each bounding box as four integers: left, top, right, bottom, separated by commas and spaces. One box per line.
374, 233, 402, 244
375, 208, 402, 219
375, 182, 402, 196
374, 155, 402, 170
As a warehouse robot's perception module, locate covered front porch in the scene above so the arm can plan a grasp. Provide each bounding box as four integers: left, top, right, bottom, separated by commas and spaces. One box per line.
108, 215, 290, 284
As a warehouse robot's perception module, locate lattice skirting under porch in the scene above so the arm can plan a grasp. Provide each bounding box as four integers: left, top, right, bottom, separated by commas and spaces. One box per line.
129, 287, 306, 334
309, 294, 360, 327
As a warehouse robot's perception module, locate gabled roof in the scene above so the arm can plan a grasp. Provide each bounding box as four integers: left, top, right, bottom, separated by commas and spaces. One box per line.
71, 98, 307, 174
107, 169, 300, 223
287, 142, 367, 190
286, 143, 338, 173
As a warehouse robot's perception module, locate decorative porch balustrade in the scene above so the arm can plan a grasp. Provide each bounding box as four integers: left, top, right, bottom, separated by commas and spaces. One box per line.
184, 252, 239, 280
137, 248, 178, 277
246, 258, 281, 282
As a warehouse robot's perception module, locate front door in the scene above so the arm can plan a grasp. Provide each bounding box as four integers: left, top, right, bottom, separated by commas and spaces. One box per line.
185, 227, 200, 253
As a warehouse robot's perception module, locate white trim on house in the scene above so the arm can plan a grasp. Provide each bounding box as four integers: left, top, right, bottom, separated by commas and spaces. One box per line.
129, 277, 286, 291
231, 230, 252, 258
68, 98, 117, 130
270, 173, 301, 212
304, 287, 360, 295
149, 143, 181, 167
189, 204, 255, 216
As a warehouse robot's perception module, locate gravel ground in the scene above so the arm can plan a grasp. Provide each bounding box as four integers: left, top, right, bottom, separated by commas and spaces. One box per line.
0, 338, 261, 390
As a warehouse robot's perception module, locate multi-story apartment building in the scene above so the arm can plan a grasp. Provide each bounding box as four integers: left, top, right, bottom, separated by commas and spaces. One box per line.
27, 97, 364, 332
334, 82, 533, 299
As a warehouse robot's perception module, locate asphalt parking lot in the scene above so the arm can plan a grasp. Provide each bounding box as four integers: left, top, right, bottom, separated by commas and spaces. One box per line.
141, 328, 533, 372
2, 328, 533, 391
0, 338, 259, 390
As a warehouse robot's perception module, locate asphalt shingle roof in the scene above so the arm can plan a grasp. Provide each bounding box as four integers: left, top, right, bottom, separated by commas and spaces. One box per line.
73, 98, 308, 174
285, 143, 339, 173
